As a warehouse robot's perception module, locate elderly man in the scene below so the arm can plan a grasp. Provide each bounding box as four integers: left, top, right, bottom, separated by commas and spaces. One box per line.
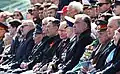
37, 21, 70, 73
20, 18, 61, 74
66, 19, 110, 74
97, 0, 112, 14
94, 16, 120, 74
67, 1, 83, 18
0, 20, 35, 73
51, 14, 93, 74
100, 28, 120, 74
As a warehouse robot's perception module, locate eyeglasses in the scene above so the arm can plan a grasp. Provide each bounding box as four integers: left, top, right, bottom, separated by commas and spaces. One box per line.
97, 3, 109, 7
13, 14, 20, 16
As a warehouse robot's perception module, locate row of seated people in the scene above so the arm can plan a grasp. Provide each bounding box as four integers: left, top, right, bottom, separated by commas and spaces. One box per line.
0, 14, 93, 74
0, 14, 120, 74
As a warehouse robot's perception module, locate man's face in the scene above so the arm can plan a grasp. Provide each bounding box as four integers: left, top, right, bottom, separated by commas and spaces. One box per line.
58, 24, 67, 39
46, 22, 57, 36
83, 8, 90, 16
97, 0, 109, 13
47, 9, 56, 17
113, 5, 120, 16
113, 30, 120, 45
21, 25, 31, 36
89, 8, 98, 17
73, 18, 86, 35
66, 27, 74, 38
67, 6, 76, 17
39, 10, 44, 19
32, 6, 39, 18
107, 20, 119, 39
97, 31, 108, 43
0, 27, 6, 39
8, 24, 16, 36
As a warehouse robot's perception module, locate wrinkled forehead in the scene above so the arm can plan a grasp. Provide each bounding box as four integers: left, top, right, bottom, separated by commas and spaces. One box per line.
74, 17, 84, 23
97, 0, 106, 3
47, 22, 53, 26
108, 19, 119, 27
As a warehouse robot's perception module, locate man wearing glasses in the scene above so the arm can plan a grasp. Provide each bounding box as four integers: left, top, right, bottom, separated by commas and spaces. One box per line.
97, 0, 112, 14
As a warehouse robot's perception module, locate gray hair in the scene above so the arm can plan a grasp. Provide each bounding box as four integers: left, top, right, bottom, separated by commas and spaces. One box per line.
68, 1, 83, 13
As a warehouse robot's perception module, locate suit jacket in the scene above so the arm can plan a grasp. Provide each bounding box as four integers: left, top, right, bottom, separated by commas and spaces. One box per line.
28, 35, 61, 69
95, 41, 116, 70
0, 40, 4, 54
23, 36, 49, 62
91, 40, 110, 64
62, 30, 93, 73
102, 44, 120, 74
11, 29, 35, 63
49, 38, 70, 70
7, 36, 20, 57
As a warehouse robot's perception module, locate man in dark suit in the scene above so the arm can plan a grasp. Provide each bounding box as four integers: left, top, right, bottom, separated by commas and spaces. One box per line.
0, 20, 35, 72
95, 21, 120, 74
94, 16, 120, 71
19, 18, 61, 74
66, 19, 110, 74
51, 14, 93, 74
36, 21, 70, 73
17, 25, 49, 70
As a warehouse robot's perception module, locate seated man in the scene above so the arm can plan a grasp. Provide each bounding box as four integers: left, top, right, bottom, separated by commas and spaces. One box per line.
0, 20, 35, 72
36, 21, 70, 73
19, 18, 61, 74
96, 28, 120, 74
66, 19, 111, 74
47, 14, 93, 74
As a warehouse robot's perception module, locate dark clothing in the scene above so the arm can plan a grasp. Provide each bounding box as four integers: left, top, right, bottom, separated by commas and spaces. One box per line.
102, 59, 120, 74
23, 36, 49, 63
7, 36, 20, 57
12, 29, 35, 64
33, 18, 42, 27
62, 30, 93, 73
28, 35, 61, 69
95, 41, 116, 70
100, 44, 120, 74
91, 41, 110, 64
0, 40, 4, 54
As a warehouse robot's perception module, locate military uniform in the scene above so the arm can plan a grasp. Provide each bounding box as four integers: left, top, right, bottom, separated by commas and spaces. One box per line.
27, 35, 61, 70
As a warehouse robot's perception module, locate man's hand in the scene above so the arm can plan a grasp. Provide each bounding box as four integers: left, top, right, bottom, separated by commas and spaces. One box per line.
20, 62, 28, 69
